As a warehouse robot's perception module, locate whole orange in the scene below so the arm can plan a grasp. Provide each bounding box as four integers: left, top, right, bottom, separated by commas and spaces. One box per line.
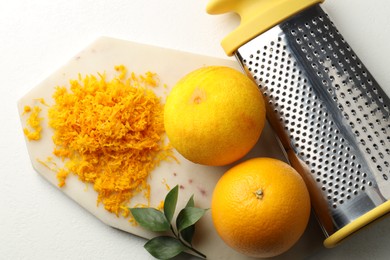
211, 157, 311, 258
164, 66, 265, 166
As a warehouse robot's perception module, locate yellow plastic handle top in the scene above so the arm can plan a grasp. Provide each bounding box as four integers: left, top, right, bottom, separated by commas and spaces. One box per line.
206, 0, 324, 56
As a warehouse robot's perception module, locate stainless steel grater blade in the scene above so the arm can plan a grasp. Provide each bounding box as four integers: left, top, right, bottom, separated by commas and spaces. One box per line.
207, 1, 390, 248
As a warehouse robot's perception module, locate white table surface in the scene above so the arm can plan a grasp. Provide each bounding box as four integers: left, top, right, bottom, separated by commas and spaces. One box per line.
2, 0, 390, 259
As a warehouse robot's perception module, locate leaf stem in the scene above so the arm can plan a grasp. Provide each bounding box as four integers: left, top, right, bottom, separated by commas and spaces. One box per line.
170, 224, 178, 238
182, 242, 207, 259
171, 224, 206, 259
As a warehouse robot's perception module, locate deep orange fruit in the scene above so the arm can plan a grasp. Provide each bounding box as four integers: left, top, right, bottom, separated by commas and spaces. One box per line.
211, 157, 311, 258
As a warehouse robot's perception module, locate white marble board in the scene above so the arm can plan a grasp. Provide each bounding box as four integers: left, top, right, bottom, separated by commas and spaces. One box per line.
18, 37, 324, 259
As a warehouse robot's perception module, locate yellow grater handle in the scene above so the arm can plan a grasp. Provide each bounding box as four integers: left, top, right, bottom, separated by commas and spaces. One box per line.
206, 0, 324, 56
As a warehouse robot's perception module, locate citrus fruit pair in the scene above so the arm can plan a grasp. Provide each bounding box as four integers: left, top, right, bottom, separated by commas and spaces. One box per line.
164, 66, 311, 257
164, 66, 265, 166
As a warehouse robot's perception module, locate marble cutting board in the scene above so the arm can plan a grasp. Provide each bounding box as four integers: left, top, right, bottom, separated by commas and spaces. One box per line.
18, 37, 324, 259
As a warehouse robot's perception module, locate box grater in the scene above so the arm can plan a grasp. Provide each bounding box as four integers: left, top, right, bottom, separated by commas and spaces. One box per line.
207, 0, 390, 247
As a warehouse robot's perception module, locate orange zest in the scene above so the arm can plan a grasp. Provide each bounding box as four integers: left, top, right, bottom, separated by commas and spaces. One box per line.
48, 65, 174, 217
23, 105, 43, 141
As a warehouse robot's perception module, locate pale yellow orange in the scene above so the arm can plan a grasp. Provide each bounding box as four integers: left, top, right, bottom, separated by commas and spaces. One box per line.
211, 157, 311, 258
164, 66, 265, 166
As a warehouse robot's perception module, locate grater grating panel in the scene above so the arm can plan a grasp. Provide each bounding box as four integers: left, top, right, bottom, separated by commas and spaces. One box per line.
236, 5, 390, 239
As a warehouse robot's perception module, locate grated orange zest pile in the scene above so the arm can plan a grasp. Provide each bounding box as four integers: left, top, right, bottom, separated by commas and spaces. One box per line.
48, 65, 173, 216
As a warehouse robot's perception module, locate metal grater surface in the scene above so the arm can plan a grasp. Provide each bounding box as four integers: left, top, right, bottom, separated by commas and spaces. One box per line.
236, 4, 390, 236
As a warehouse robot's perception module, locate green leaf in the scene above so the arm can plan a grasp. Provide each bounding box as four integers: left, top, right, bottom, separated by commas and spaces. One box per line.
180, 195, 196, 245
130, 208, 170, 232
180, 225, 195, 246
144, 236, 185, 260
176, 207, 208, 232
131, 190, 207, 259
185, 194, 195, 208
164, 185, 179, 223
